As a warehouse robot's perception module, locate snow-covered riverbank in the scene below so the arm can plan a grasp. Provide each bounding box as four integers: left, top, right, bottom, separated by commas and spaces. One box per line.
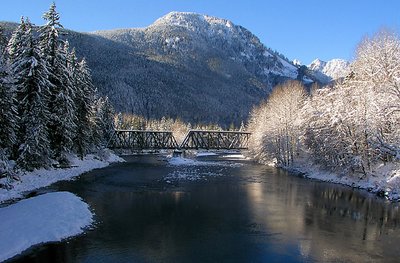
0, 192, 94, 262
285, 160, 400, 201
0, 151, 124, 261
0, 151, 124, 204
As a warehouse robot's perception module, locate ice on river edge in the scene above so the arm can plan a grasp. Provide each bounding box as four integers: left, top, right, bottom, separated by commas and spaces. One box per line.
0, 150, 125, 204
0, 192, 94, 262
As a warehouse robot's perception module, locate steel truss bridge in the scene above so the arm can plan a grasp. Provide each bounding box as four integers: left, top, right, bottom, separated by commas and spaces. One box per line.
108, 129, 251, 150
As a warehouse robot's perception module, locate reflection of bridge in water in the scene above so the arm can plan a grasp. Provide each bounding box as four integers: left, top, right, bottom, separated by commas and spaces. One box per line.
107, 130, 251, 150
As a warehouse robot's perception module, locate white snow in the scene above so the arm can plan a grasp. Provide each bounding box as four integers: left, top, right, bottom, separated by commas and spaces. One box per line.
196, 152, 218, 157
0, 151, 124, 204
274, 57, 298, 79
286, 157, 400, 201
322, 59, 350, 79
308, 58, 350, 80
293, 59, 302, 66
221, 154, 246, 159
0, 192, 94, 262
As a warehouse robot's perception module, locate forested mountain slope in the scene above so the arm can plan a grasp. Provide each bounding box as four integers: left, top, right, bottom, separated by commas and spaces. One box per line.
2, 12, 330, 125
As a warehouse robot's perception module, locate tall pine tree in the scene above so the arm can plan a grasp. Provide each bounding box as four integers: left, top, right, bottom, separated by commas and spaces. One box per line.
39, 3, 76, 163
9, 19, 52, 171
74, 58, 97, 157
0, 26, 18, 175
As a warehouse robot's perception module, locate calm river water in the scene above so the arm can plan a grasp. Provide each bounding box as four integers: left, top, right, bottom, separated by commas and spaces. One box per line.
11, 154, 400, 263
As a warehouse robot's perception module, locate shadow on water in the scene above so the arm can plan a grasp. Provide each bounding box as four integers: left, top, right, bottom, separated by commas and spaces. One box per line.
9, 154, 400, 263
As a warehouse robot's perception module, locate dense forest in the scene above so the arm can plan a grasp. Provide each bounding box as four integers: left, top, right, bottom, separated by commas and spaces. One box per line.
0, 4, 114, 178
248, 30, 400, 179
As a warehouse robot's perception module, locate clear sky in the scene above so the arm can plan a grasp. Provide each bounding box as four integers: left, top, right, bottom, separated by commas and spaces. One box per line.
1, 0, 400, 65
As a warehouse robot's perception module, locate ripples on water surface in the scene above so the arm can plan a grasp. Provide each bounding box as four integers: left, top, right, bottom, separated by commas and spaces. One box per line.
12, 154, 400, 263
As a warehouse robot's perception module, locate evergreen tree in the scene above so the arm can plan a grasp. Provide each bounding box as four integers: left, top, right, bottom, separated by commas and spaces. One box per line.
93, 96, 115, 147
7, 17, 27, 63
9, 19, 52, 171
49, 41, 77, 163
0, 26, 18, 177
39, 3, 76, 162
0, 27, 18, 155
73, 58, 97, 157
39, 2, 62, 68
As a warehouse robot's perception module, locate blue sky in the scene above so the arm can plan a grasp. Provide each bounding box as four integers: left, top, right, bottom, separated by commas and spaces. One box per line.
1, 0, 399, 64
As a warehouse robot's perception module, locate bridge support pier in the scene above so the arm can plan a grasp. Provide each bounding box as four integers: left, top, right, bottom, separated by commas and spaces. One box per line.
172, 150, 184, 157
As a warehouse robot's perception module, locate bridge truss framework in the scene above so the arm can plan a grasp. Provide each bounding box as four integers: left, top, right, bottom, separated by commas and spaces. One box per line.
108, 129, 251, 150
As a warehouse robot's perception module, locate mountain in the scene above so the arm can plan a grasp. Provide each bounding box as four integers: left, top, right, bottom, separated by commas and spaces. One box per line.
1, 12, 310, 126
308, 58, 350, 83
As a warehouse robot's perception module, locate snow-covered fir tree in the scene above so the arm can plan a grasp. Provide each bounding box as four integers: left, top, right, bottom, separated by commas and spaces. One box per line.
0, 26, 17, 153
48, 40, 77, 163
0, 4, 116, 173
73, 57, 96, 158
0, 26, 18, 176
38, 2, 62, 68
39, 2, 75, 163
93, 96, 115, 147
8, 19, 52, 171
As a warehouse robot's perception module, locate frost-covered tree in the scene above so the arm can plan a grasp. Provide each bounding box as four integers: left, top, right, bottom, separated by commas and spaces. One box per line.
47, 41, 77, 163
73, 57, 97, 157
38, 3, 75, 162
39, 2, 62, 68
248, 81, 307, 166
9, 19, 52, 171
0, 26, 18, 177
93, 96, 115, 147
351, 30, 400, 160
0, 26, 17, 152
302, 30, 400, 176
7, 18, 27, 64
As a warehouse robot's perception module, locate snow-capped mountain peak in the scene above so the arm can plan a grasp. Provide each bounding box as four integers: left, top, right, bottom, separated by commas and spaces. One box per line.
308, 58, 349, 81
152, 11, 235, 33
322, 59, 350, 80
308, 58, 327, 72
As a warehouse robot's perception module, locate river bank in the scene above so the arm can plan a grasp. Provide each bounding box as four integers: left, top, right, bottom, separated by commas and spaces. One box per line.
279, 157, 400, 201
0, 150, 124, 204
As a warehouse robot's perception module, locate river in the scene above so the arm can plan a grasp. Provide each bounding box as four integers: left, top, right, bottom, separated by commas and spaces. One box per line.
11, 153, 400, 263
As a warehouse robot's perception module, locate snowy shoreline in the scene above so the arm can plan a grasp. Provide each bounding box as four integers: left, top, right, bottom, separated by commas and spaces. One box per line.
0, 151, 124, 262
279, 160, 400, 201
0, 192, 94, 262
0, 151, 125, 204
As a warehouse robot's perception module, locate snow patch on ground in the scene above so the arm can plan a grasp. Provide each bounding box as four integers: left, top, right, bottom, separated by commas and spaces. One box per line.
196, 152, 218, 157
0, 192, 94, 262
0, 151, 124, 204
221, 154, 246, 159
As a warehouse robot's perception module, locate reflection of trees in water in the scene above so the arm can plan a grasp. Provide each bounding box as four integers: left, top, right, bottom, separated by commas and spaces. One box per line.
301, 185, 400, 262
243, 170, 400, 263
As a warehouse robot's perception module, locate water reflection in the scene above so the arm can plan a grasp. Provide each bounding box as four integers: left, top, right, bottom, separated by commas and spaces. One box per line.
11, 155, 400, 263
243, 168, 400, 262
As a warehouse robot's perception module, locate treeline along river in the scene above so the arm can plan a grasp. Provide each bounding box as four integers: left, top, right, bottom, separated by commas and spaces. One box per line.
11, 154, 400, 263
